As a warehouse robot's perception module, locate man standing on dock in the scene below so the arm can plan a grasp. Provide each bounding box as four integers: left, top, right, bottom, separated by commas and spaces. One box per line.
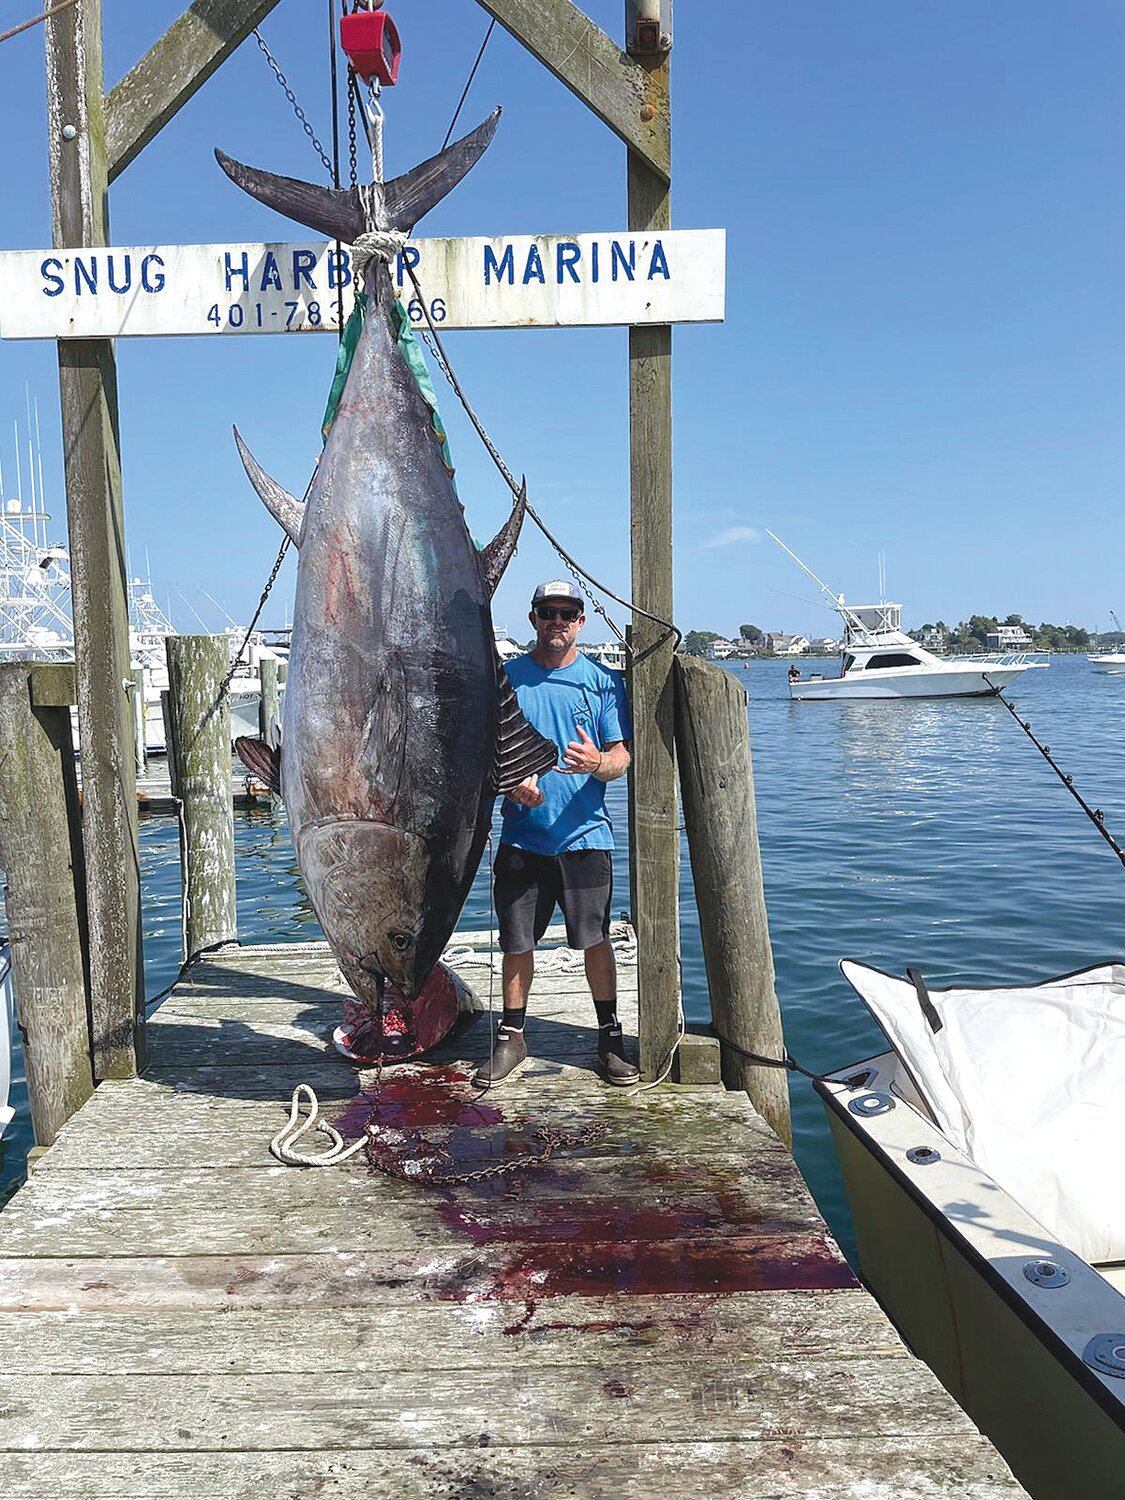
473, 581, 637, 1089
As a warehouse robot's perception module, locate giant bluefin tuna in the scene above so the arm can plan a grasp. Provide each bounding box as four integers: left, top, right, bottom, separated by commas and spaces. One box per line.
219, 114, 557, 1047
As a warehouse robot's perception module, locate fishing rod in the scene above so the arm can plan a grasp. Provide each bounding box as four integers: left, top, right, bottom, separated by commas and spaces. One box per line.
984, 675, 1125, 870
766, 530, 872, 641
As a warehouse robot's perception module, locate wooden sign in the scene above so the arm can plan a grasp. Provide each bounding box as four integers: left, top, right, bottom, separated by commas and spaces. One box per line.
0, 230, 725, 339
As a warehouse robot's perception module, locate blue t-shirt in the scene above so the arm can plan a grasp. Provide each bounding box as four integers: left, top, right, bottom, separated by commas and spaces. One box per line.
500, 652, 632, 855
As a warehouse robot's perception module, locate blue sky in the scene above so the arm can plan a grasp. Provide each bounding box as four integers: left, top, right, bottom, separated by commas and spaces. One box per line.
2, 1, 1123, 640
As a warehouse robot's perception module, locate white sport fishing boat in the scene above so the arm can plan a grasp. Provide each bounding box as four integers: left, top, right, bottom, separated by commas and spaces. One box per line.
818, 959, 1125, 1500
768, 532, 1046, 700
1088, 611, 1125, 672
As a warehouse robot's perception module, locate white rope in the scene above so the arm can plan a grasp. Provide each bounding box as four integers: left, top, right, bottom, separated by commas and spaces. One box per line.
269, 1083, 368, 1167
350, 226, 408, 281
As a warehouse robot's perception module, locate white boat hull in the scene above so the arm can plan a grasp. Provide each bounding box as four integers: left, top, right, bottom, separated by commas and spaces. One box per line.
1088, 654, 1125, 673
791, 664, 1035, 700
819, 1055, 1125, 1500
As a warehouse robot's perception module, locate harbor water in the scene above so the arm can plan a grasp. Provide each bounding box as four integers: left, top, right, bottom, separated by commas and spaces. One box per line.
4, 652, 1125, 1261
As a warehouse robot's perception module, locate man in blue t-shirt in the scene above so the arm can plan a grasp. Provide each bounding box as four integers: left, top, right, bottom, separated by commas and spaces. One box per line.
472, 581, 638, 1089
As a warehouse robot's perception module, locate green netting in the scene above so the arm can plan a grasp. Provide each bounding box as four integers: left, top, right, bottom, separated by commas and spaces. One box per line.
320, 294, 458, 498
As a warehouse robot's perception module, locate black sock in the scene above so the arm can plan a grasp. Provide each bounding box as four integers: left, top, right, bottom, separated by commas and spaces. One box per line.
501, 1006, 526, 1032
593, 1000, 618, 1029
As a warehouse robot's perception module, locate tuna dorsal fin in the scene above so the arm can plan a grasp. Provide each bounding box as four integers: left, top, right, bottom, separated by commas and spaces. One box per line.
479, 477, 527, 596
493, 663, 559, 797
235, 736, 282, 796
383, 110, 501, 232
233, 427, 305, 546
215, 148, 366, 242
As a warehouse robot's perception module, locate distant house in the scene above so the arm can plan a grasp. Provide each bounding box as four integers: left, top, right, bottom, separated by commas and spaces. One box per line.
710, 637, 739, 659
919, 626, 946, 650
986, 625, 1033, 650
766, 632, 809, 656
807, 637, 840, 655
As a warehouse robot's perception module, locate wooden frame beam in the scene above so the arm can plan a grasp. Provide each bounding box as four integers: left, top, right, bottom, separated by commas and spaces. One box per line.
473, 0, 670, 182
106, 0, 282, 183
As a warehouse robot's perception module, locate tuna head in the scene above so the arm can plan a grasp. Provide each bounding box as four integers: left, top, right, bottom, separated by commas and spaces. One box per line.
300, 820, 445, 1002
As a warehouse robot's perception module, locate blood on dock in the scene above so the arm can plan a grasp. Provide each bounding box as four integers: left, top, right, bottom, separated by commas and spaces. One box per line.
0, 942, 1029, 1495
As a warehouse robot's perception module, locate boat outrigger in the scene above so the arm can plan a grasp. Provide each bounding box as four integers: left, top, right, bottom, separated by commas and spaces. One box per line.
768, 532, 1046, 700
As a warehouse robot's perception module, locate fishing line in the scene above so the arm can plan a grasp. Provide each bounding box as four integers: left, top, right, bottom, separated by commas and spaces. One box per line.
400, 259, 682, 653
327, 0, 345, 338
440, 18, 497, 151
985, 676, 1125, 870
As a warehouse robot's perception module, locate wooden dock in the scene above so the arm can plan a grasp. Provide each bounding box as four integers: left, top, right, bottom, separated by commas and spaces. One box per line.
0, 941, 1027, 1497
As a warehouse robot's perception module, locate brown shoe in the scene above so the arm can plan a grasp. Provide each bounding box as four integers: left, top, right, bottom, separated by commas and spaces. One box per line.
597, 1023, 640, 1086
471, 1024, 528, 1088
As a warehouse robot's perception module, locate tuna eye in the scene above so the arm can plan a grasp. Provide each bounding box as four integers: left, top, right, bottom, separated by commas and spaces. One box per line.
389, 932, 413, 953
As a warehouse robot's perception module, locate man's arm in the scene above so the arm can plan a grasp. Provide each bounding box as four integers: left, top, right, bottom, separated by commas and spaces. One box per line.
592, 739, 630, 782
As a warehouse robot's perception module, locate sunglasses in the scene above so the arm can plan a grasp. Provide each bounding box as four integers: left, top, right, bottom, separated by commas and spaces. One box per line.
534, 605, 581, 623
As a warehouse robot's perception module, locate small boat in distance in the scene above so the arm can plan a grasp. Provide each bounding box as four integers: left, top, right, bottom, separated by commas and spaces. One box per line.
768, 532, 1046, 700
1088, 611, 1125, 672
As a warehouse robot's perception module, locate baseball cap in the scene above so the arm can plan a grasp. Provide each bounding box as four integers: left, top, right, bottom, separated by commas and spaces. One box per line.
531, 580, 584, 610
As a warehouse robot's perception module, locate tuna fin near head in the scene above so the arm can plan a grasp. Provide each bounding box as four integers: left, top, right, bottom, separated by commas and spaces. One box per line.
383, 109, 501, 232
478, 476, 526, 596
493, 663, 560, 797
233, 427, 306, 546
215, 148, 366, 242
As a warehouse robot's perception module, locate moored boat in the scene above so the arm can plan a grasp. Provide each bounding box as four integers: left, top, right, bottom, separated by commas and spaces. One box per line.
768, 532, 1047, 700
818, 959, 1125, 1500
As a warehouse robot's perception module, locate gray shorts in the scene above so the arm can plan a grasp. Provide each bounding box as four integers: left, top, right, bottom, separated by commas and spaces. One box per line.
494, 844, 613, 954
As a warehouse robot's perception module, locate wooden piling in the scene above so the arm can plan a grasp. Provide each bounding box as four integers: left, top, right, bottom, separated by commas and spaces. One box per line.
258, 657, 280, 745
165, 636, 237, 959
131, 667, 147, 774
0, 664, 93, 1144
673, 655, 792, 1147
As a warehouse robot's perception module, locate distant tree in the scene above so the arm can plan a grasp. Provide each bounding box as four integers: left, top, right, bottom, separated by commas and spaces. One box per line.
1003, 613, 1024, 627
739, 623, 764, 644
683, 630, 721, 658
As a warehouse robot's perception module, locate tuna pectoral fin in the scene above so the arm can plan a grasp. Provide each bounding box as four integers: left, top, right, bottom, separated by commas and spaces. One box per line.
235, 736, 281, 796
233, 428, 305, 546
479, 478, 527, 596
383, 110, 501, 232
215, 148, 366, 243
494, 664, 560, 797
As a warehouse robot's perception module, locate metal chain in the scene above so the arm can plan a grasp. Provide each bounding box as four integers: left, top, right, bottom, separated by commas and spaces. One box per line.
347, 66, 358, 188
218, 537, 291, 700
364, 1105, 609, 1186
253, 28, 333, 176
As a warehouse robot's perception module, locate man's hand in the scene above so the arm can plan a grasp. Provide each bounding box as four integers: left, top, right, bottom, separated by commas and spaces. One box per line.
560, 725, 602, 776
508, 773, 544, 808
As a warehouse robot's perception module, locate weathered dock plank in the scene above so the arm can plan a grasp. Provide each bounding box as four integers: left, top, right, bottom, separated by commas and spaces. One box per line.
0, 943, 1029, 1497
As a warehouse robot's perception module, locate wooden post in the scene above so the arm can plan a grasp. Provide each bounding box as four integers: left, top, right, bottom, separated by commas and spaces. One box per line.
673, 656, 792, 1147
258, 656, 280, 744
0, 665, 93, 1144
165, 636, 237, 959
131, 666, 148, 774
45, 0, 144, 1079
626, 38, 679, 1081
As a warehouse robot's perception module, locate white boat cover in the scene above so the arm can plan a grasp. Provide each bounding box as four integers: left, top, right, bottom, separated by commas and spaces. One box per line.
840, 959, 1125, 1265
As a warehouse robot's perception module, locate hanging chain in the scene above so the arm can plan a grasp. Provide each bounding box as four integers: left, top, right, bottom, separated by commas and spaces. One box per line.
253, 28, 333, 176
218, 537, 291, 700
347, 66, 358, 188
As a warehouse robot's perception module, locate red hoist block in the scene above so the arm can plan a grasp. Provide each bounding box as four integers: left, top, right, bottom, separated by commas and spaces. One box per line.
340, 9, 401, 86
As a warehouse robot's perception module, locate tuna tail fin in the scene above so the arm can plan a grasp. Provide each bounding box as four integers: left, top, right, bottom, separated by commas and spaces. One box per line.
214, 109, 500, 240
233, 427, 305, 546
235, 736, 282, 796
493, 664, 559, 797
383, 110, 501, 232
479, 476, 527, 596
214, 149, 366, 242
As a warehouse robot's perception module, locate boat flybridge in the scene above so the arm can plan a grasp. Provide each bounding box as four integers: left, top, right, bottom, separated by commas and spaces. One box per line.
767, 533, 1046, 701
